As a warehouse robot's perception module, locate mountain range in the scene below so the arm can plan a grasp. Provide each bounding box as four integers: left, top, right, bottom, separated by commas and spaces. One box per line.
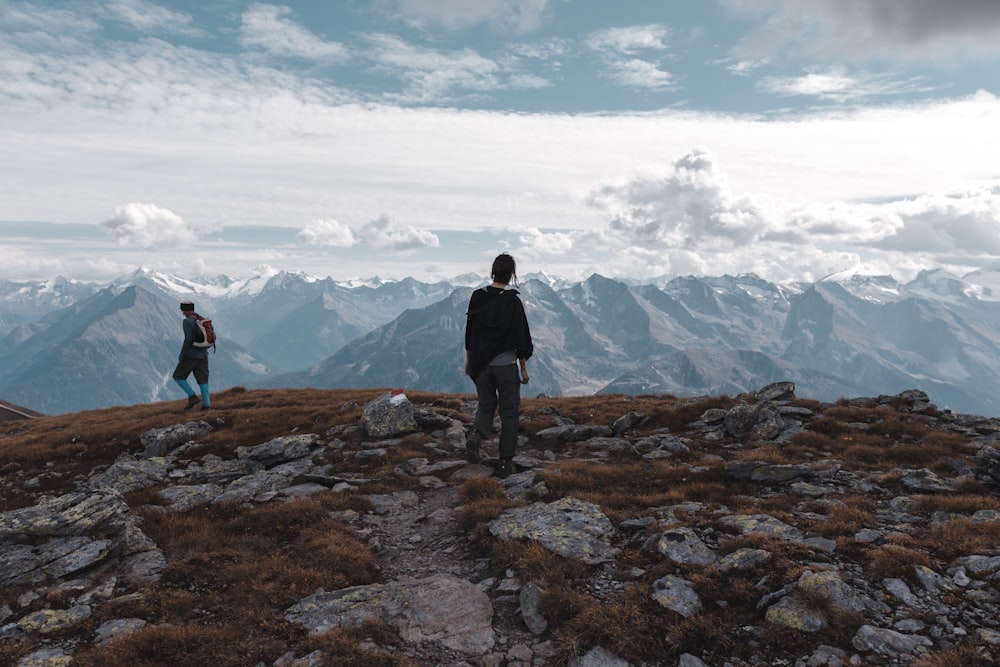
5, 264, 1000, 416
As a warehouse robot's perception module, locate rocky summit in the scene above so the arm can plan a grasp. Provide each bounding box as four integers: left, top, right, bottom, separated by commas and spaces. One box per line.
1, 384, 999, 666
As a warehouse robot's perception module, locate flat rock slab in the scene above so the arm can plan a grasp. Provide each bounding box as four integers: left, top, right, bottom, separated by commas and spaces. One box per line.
489, 496, 616, 564
286, 574, 494, 654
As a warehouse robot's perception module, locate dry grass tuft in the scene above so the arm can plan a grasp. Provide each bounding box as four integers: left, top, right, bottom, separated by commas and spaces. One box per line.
787, 428, 835, 450
914, 644, 999, 667
73, 624, 262, 667
304, 621, 418, 667
455, 494, 521, 547
910, 494, 1000, 514
502, 542, 590, 589
800, 496, 876, 539
550, 585, 667, 665
806, 416, 858, 438
456, 476, 508, 504
664, 612, 738, 663
922, 517, 1000, 560
863, 544, 934, 581
538, 459, 693, 511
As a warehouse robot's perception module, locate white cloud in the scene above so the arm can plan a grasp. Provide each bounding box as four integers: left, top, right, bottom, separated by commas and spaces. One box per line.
872, 186, 1000, 254
723, 0, 1000, 65
726, 58, 770, 76
590, 148, 770, 247
0, 1, 101, 51
585, 25, 674, 91
586, 25, 671, 54
585, 149, 1000, 283
507, 38, 570, 61
759, 66, 930, 102
610, 59, 674, 90
296, 219, 358, 247
359, 214, 440, 252
102, 203, 197, 249
366, 33, 504, 101
240, 3, 348, 60
102, 0, 202, 38
364, 34, 555, 100
515, 227, 576, 255
382, 0, 550, 33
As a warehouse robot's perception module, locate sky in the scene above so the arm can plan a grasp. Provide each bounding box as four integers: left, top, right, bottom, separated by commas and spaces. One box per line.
1, 0, 1000, 286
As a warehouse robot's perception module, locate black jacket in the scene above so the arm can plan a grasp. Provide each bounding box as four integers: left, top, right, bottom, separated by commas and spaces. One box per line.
465, 286, 533, 381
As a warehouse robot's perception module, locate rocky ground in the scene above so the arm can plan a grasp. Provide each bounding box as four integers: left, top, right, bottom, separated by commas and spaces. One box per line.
2, 384, 1000, 666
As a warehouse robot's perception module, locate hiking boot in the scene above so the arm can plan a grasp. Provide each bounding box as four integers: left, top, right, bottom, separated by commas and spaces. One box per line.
184, 395, 199, 410
200, 404, 211, 411
465, 428, 482, 464
495, 458, 515, 479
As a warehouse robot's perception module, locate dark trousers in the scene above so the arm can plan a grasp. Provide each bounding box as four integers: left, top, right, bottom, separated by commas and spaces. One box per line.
473, 364, 521, 460
172, 357, 209, 385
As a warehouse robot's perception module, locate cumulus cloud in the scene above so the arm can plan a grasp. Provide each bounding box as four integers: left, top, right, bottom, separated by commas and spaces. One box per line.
358, 214, 439, 251
872, 186, 1000, 254
241, 3, 348, 60
295, 219, 358, 247
102, 203, 198, 249
589, 148, 771, 248
382, 0, 550, 33
723, 0, 1000, 65
515, 227, 576, 255
585, 148, 1000, 282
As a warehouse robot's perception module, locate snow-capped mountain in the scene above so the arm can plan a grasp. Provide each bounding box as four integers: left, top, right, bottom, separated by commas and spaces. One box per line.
7, 267, 1000, 416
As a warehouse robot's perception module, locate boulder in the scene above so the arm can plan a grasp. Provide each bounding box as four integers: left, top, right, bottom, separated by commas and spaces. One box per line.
361, 393, 419, 439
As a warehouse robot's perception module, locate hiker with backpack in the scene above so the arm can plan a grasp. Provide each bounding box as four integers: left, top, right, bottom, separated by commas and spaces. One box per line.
464, 253, 533, 478
173, 300, 213, 411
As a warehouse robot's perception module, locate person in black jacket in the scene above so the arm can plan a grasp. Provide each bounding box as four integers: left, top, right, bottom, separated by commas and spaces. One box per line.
464, 253, 533, 478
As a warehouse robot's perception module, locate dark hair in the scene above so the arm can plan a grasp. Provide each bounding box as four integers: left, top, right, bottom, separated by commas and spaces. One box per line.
491, 253, 517, 285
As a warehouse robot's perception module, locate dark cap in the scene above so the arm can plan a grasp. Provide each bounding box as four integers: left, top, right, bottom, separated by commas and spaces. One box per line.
180, 301, 195, 311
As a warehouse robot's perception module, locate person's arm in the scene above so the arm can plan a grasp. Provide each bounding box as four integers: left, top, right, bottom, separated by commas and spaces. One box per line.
518, 357, 529, 384
179, 317, 195, 360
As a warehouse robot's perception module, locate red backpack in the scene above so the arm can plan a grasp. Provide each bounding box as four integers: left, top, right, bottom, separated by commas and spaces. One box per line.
191, 315, 217, 351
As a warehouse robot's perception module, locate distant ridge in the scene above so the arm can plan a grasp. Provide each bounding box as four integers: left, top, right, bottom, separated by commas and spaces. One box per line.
0, 399, 45, 422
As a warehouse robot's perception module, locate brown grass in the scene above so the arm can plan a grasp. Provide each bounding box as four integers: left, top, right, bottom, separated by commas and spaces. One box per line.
922, 517, 1000, 560
0, 387, 397, 510
910, 494, 1000, 514
491, 541, 590, 588
454, 480, 521, 547
537, 459, 693, 512
549, 585, 670, 665
914, 644, 999, 667
663, 612, 739, 663
62, 496, 382, 667
863, 544, 935, 581
797, 495, 876, 539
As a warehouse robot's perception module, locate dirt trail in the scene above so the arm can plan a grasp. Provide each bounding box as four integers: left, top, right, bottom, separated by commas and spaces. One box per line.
358, 453, 547, 664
